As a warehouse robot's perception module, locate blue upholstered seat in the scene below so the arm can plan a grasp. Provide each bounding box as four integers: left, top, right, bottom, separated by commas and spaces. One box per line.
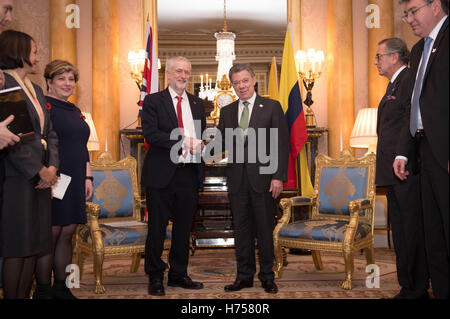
78, 223, 172, 247
279, 219, 371, 242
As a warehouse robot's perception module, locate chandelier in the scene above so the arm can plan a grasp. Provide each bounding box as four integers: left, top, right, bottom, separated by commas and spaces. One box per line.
199, 0, 236, 101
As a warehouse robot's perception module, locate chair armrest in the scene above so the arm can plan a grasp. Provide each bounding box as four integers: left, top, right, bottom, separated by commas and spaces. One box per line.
86, 202, 100, 219
348, 198, 372, 216
290, 196, 314, 207
343, 198, 372, 248
276, 196, 314, 225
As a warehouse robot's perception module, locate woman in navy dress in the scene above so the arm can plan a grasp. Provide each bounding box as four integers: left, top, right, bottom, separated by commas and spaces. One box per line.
33, 60, 93, 299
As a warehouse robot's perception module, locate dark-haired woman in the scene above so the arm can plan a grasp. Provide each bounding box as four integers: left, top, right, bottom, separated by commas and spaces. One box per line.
0, 30, 59, 299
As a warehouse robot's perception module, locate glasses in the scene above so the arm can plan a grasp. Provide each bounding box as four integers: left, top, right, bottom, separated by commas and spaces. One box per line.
401, 1, 433, 22
375, 52, 398, 61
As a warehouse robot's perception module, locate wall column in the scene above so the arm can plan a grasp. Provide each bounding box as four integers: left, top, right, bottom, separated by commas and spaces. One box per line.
368, 0, 394, 108
92, 0, 120, 160
327, 0, 355, 158
287, 0, 302, 53
49, 0, 77, 103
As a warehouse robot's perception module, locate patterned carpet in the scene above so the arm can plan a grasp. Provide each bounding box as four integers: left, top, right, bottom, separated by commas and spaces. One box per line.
73, 248, 400, 299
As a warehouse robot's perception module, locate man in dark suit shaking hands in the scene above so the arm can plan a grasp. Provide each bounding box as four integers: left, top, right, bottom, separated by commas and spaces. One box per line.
141, 56, 206, 296
217, 64, 289, 294
375, 37, 429, 299
394, 0, 449, 299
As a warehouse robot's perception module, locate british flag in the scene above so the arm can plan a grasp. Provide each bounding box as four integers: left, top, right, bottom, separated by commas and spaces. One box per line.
138, 23, 159, 117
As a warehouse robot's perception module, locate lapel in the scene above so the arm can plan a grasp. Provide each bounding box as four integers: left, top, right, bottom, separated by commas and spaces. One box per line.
377, 69, 403, 133
8, 75, 43, 134
34, 83, 49, 134
248, 95, 264, 129
186, 92, 201, 122
423, 17, 448, 84
161, 88, 178, 128
230, 100, 240, 129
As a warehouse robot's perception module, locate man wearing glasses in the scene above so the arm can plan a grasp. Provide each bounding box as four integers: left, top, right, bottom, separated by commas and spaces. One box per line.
394, 0, 448, 299
375, 38, 429, 299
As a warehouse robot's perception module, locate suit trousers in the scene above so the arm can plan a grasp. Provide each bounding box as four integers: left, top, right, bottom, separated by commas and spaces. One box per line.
229, 168, 276, 282
418, 135, 449, 299
144, 165, 198, 281
386, 177, 429, 297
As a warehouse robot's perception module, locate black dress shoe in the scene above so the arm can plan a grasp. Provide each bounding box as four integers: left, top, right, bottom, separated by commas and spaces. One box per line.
262, 280, 278, 294
168, 276, 204, 290
224, 279, 254, 292
148, 279, 165, 296
393, 289, 429, 299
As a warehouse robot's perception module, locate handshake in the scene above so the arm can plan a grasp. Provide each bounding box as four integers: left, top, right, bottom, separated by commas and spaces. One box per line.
182, 136, 204, 155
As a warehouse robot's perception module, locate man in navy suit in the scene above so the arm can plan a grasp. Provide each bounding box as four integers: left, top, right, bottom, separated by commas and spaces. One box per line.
217, 64, 289, 294
394, 0, 449, 299
141, 56, 206, 296
375, 37, 429, 299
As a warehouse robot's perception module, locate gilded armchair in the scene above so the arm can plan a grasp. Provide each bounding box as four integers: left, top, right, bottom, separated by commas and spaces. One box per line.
74, 152, 171, 294
273, 149, 376, 290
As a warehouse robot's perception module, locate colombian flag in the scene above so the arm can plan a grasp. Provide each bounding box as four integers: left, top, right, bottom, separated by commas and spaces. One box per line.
278, 25, 313, 196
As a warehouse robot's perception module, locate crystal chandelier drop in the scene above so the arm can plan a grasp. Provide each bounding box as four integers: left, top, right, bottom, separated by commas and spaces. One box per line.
199, 0, 236, 101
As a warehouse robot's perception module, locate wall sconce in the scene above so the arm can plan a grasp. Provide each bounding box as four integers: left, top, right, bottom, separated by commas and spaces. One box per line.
295, 49, 324, 128
127, 50, 146, 90
350, 108, 378, 154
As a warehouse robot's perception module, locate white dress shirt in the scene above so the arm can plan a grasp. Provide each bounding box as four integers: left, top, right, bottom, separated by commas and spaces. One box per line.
168, 86, 199, 163
238, 92, 257, 124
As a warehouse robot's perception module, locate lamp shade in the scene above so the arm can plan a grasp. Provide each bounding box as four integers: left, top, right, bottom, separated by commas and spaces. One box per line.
82, 112, 100, 151
350, 108, 378, 148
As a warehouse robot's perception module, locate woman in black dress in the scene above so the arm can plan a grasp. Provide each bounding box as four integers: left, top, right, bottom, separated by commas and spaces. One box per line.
0, 30, 59, 299
33, 60, 92, 299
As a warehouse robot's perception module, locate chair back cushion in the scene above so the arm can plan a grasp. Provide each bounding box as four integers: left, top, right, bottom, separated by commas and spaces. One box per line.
318, 167, 368, 216
91, 169, 134, 219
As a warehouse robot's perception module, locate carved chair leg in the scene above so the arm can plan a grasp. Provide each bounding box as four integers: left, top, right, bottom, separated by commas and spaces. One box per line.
273, 243, 284, 279
364, 246, 375, 265
342, 250, 354, 290
92, 250, 106, 294
311, 250, 324, 270
130, 253, 141, 273
282, 248, 288, 266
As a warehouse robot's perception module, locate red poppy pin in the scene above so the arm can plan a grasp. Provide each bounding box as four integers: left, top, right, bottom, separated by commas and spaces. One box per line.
45, 103, 52, 111
80, 114, 86, 120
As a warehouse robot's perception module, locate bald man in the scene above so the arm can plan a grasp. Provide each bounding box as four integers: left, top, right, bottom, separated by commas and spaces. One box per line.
0, 0, 19, 149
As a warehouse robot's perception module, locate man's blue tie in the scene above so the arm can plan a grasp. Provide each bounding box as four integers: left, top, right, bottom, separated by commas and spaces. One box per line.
410, 37, 433, 136
385, 81, 393, 97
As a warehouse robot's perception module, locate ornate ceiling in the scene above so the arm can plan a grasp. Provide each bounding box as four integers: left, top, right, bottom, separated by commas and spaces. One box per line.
157, 0, 287, 66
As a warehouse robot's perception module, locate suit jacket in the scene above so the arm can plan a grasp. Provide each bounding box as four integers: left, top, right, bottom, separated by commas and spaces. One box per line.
140, 87, 206, 189
376, 68, 411, 186
217, 95, 289, 194
2, 73, 59, 179
397, 17, 449, 171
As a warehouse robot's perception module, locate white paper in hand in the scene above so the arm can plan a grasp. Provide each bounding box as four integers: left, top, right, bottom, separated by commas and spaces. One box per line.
52, 173, 72, 200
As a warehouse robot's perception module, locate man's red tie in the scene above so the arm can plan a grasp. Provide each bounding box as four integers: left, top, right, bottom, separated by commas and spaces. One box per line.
176, 96, 188, 158
176, 96, 184, 136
